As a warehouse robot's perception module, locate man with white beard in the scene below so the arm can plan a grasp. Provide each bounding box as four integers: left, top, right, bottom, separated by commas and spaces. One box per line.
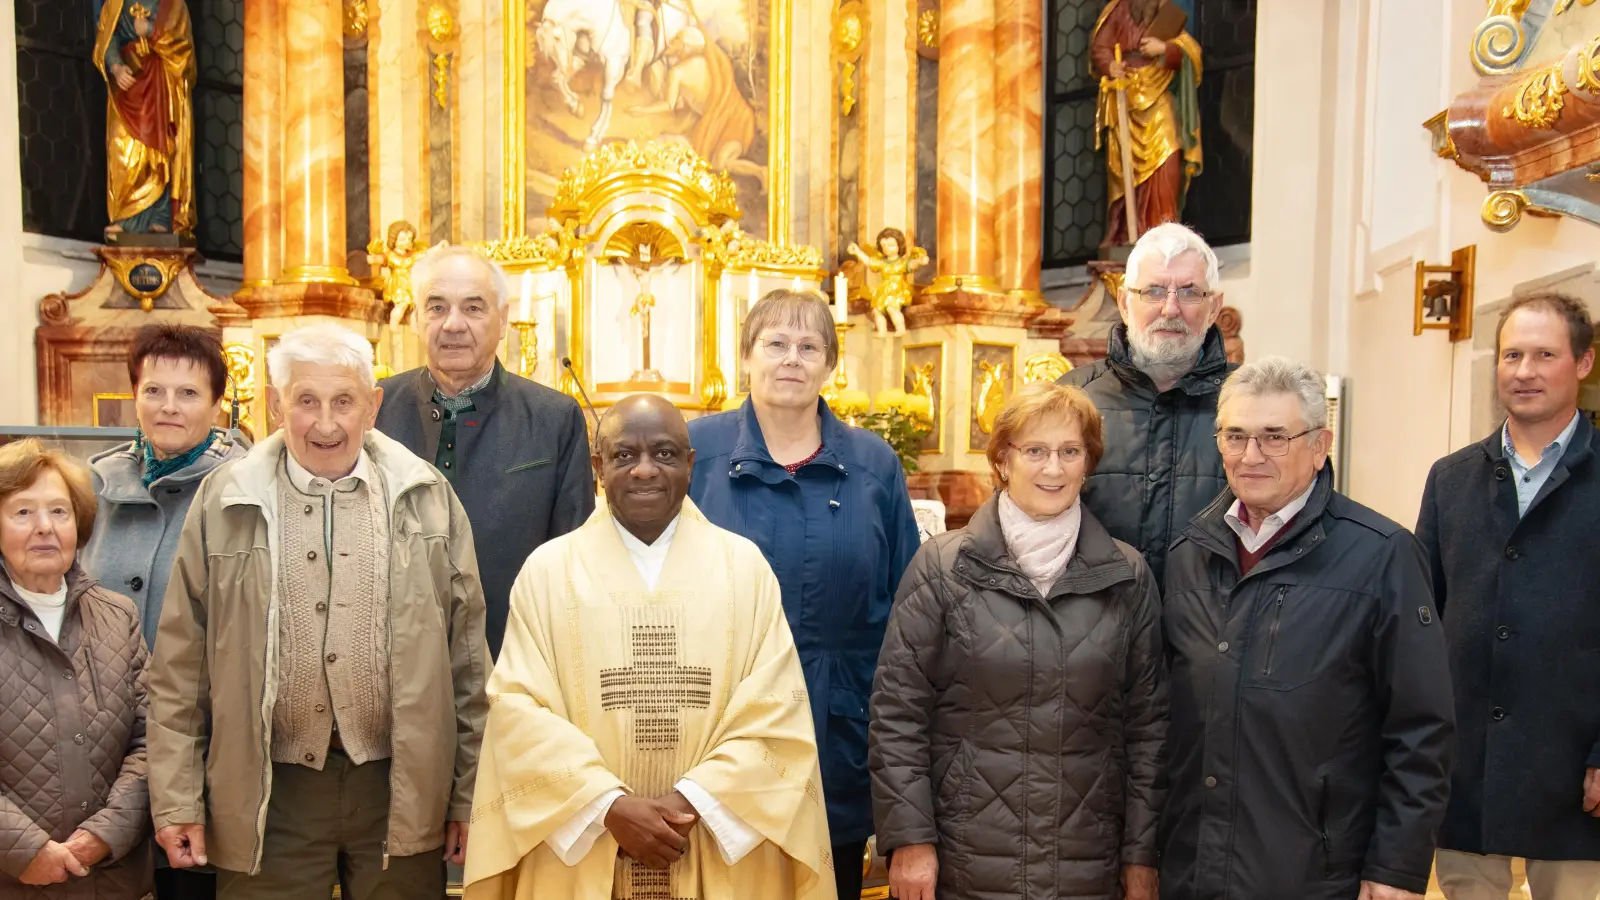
1058, 222, 1235, 582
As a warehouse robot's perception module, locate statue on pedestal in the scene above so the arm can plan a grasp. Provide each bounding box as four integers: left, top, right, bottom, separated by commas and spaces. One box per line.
1091, 0, 1202, 248
95, 0, 196, 238
367, 221, 426, 369
848, 227, 928, 336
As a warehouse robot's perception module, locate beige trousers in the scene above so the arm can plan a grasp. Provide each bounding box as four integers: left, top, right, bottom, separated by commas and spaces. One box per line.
1437, 850, 1600, 900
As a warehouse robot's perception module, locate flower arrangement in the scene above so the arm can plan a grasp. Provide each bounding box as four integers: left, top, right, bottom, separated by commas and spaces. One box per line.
850, 389, 934, 474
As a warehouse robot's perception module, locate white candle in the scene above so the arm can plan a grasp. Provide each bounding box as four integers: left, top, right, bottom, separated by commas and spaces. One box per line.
833, 273, 849, 324
519, 271, 533, 322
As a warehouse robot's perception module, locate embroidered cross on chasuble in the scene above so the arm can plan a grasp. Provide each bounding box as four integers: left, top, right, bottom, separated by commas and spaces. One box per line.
462, 499, 836, 900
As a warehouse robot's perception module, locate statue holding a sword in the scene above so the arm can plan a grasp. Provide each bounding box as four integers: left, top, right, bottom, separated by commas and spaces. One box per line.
1091, 0, 1204, 250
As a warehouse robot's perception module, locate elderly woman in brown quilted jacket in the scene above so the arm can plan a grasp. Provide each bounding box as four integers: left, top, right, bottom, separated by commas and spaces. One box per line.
869, 382, 1168, 900
0, 439, 152, 898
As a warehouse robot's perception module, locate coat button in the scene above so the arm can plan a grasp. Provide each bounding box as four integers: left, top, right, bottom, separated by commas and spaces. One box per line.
305, 753, 316, 763
1217, 642, 1230, 653
315, 704, 326, 713
1204, 776, 1218, 788
305, 505, 314, 515
74, 733, 85, 745
1504, 546, 1519, 560
80, 801, 89, 812
1147, 472, 1160, 482
443, 461, 451, 469
64, 671, 73, 680
129, 576, 144, 591
307, 550, 317, 561
1492, 706, 1506, 721
316, 602, 327, 613
1497, 626, 1510, 640
326, 653, 338, 664
735, 464, 742, 471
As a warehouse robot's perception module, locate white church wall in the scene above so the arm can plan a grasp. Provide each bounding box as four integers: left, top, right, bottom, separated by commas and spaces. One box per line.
0, 0, 33, 427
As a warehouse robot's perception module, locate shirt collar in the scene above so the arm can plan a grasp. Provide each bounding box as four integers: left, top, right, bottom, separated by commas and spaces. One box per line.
612, 512, 681, 557
1502, 410, 1582, 467
284, 447, 373, 494
429, 365, 496, 401
1225, 476, 1318, 537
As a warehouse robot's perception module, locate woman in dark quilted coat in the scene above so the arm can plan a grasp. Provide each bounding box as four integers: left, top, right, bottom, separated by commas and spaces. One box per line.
870, 383, 1168, 900
0, 440, 153, 898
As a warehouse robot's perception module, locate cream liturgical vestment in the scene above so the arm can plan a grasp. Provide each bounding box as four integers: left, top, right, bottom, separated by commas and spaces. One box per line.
463, 499, 835, 900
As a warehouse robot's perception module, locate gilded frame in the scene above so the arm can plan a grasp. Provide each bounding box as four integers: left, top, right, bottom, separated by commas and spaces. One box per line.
501, 0, 795, 245
91, 393, 136, 428
968, 342, 1017, 454
902, 341, 946, 455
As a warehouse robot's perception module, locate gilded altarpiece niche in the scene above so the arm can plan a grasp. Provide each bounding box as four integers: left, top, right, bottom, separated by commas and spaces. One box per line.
518, 0, 772, 238
969, 343, 1017, 454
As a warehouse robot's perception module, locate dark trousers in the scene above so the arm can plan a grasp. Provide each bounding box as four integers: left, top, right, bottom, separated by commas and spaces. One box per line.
154, 868, 215, 900
215, 752, 445, 900
835, 840, 867, 900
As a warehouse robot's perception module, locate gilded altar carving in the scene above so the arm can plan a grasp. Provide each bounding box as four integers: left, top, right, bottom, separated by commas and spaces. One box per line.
1021, 352, 1073, 384
1474, 1, 1532, 74
723, 238, 824, 272
343, 0, 369, 39
918, 9, 939, 48
834, 3, 867, 117
105, 253, 188, 312
1502, 61, 1567, 129
1578, 34, 1600, 92
550, 140, 742, 224
1482, 189, 1532, 230
1554, 0, 1599, 15
96, 0, 195, 238
222, 343, 257, 438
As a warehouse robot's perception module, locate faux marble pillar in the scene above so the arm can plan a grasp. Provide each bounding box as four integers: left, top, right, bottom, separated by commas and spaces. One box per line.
994, 0, 1043, 298
280, 0, 354, 284
932, 0, 999, 292
242, 0, 284, 288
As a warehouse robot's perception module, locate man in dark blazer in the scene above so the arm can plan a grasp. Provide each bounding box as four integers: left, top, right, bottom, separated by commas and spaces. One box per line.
376, 245, 594, 657
1417, 292, 1600, 899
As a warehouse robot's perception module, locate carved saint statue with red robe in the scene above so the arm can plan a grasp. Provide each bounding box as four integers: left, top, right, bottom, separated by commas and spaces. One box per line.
93, 0, 196, 237
1091, 0, 1203, 248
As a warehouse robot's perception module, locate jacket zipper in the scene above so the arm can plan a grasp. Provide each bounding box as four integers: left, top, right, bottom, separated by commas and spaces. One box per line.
1318, 775, 1332, 877
1261, 587, 1287, 676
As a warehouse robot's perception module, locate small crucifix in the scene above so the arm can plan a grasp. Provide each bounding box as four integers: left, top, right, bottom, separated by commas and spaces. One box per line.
616, 243, 679, 384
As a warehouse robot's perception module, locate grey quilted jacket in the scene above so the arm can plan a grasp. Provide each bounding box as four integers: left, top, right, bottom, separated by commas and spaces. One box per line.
870, 494, 1168, 900
0, 565, 153, 899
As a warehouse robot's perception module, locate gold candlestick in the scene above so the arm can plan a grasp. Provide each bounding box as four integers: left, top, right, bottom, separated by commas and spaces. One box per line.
510, 320, 538, 377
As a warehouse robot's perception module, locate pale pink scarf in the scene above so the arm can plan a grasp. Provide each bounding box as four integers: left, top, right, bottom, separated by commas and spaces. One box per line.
998, 490, 1082, 597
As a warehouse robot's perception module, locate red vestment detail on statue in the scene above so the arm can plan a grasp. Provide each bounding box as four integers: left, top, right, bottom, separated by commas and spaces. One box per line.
111, 1, 174, 155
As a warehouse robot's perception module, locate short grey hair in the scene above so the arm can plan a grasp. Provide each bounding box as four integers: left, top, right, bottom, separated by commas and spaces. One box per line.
411, 243, 512, 309
740, 288, 839, 368
1125, 222, 1221, 288
1218, 356, 1328, 430
266, 323, 376, 390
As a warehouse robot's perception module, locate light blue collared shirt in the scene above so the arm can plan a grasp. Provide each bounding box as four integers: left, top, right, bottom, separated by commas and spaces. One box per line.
1501, 410, 1581, 517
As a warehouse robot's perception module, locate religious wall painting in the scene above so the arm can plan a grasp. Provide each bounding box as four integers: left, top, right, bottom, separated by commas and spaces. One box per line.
968, 343, 1017, 454
522, 0, 770, 238
903, 342, 944, 454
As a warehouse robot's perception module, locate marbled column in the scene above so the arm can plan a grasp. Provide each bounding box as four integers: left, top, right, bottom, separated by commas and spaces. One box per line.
242, 0, 284, 288
933, 0, 998, 289
994, 0, 1043, 297
280, 0, 354, 284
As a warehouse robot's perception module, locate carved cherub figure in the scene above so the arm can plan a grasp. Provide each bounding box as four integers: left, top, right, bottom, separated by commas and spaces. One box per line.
367, 221, 425, 328
848, 227, 929, 335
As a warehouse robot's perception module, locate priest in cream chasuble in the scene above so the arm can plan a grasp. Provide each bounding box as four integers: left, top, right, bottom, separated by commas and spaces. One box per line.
464, 395, 835, 900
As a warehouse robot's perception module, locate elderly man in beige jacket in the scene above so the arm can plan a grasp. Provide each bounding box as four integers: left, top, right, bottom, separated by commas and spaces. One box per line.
147, 323, 491, 900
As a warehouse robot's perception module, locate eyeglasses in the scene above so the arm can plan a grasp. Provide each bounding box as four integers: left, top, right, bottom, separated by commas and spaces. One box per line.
760, 338, 826, 362
1009, 443, 1086, 465
1126, 285, 1215, 306
1214, 429, 1317, 458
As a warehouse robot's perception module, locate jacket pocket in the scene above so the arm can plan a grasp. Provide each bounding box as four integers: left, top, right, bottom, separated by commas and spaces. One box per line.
1245, 584, 1343, 692
504, 457, 552, 474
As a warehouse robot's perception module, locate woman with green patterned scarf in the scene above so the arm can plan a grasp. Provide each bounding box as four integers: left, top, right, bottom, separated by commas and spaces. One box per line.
84, 324, 245, 899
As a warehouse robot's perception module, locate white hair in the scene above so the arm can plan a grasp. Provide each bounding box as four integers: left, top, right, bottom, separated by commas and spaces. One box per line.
1125, 222, 1221, 288
1218, 356, 1328, 430
411, 243, 512, 309
266, 323, 376, 390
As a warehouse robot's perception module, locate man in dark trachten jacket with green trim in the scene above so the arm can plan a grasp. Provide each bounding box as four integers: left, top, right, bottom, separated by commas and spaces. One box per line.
1417, 292, 1600, 900
376, 245, 594, 658
1161, 356, 1454, 900
1059, 222, 1236, 585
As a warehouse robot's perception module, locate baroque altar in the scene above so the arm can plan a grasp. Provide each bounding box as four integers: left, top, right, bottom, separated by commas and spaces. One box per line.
479, 140, 826, 413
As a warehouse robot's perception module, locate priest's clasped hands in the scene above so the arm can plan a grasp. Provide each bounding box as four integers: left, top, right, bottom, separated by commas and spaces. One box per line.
605, 791, 699, 868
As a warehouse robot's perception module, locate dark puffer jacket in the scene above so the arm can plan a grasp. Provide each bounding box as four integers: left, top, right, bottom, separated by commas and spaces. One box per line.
870, 495, 1167, 900
0, 565, 153, 899
1058, 325, 1235, 583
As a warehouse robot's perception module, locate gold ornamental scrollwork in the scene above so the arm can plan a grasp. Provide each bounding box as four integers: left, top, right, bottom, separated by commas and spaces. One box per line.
1474, 3, 1529, 75
433, 53, 451, 108
1554, 0, 1599, 14
105, 254, 187, 312
426, 3, 456, 43
919, 9, 940, 48
1021, 352, 1073, 384
1482, 189, 1529, 231
342, 0, 369, 39
833, 3, 867, 117
1503, 62, 1568, 129
1577, 35, 1600, 93
222, 343, 257, 438
725, 238, 825, 273
549, 140, 742, 224
478, 218, 585, 268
